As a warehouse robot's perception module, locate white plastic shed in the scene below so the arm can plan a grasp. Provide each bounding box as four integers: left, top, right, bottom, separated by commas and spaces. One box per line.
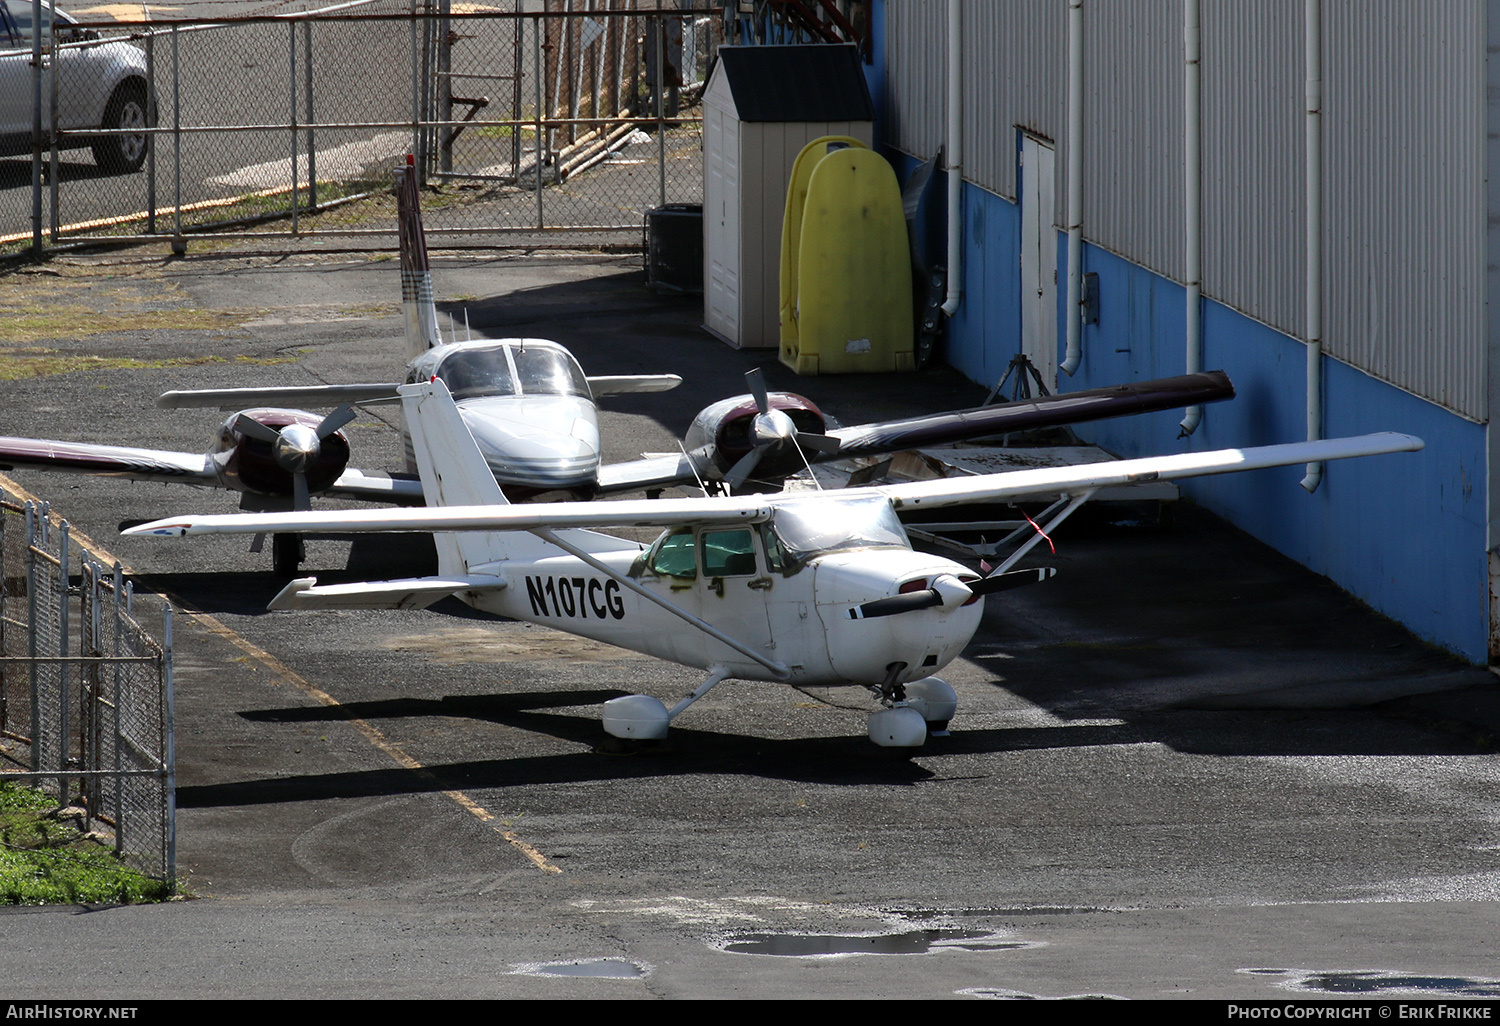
702, 45, 875, 349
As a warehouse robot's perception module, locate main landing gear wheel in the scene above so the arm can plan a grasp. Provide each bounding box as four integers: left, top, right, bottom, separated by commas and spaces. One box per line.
868, 705, 928, 748
903, 676, 958, 736
598, 695, 670, 754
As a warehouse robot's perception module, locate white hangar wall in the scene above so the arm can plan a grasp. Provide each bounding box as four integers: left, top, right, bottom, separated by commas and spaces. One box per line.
873, 0, 1490, 661
882, 0, 1485, 422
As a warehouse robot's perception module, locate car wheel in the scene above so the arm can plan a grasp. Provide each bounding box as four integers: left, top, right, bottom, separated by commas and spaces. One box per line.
92, 81, 151, 173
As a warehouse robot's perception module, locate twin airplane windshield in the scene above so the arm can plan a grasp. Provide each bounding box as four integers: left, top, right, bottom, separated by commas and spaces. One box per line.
432, 344, 591, 401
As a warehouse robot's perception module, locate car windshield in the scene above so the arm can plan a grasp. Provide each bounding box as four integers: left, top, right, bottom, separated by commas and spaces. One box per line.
433, 345, 515, 400
513, 345, 591, 399
3, 1, 60, 45
768, 495, 909, 570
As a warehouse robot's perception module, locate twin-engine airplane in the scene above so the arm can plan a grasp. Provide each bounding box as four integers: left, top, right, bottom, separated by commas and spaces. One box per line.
126, 378, 1425, 750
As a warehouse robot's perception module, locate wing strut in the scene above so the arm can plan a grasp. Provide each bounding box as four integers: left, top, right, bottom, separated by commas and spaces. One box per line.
532, 527, 790, 680
986, 488, 1097, 576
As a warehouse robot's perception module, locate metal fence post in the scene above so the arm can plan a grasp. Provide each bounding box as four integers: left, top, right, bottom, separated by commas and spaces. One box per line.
533, 14, 543, 230
290, 20, 299, 233
57, 519, 69, 802
25, 504, 38, 773
163, 602, 176, 892
304, 19, 316, 211
656, 15, 665, 210
172, 24, 182, 242
146, 31, 157, 234
47, 1, 58, 244
112, 561, 124, 855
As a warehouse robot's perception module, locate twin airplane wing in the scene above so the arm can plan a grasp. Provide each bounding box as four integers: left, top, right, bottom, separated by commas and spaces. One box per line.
156, 374, 683, 411
0, 435, 425, 504
126, 378, 1423, 539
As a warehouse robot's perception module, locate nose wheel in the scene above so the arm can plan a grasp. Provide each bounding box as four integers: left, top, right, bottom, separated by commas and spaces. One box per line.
865, 670, 957, 747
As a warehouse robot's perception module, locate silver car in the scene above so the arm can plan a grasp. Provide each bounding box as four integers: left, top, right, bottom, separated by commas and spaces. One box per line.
0, 1, 152, 172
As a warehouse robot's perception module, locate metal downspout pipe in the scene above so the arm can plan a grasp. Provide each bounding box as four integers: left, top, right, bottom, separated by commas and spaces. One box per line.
940, 0, 963, 318
1060, 0, 1085, 376
1179, 0, 1204, 435
1301, 0, 1324, 492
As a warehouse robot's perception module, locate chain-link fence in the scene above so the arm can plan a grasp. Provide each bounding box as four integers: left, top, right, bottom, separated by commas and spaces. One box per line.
0, 498, 175, 891
3, 0, 721, 254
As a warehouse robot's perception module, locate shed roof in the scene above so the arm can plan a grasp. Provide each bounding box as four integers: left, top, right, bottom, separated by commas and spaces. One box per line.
707, 44, 874, 123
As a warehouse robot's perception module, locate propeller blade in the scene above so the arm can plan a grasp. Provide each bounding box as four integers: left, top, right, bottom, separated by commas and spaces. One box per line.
722, 446, 765, 491
746, 367, 770, 416
233, 414, 282, 444
969, 566, 1057, 595
848, 573, 977, 619
315, 403, 356, 439
292, 472, 311, 512
848, 589, 943, 619
795, 430, 841, 454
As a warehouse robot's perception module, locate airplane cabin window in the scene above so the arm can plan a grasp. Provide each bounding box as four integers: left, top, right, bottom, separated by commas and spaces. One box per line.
513, 347, 591, 399
435, 347, 515, 400
700, 529, 756, 578
648, 530, 696, 579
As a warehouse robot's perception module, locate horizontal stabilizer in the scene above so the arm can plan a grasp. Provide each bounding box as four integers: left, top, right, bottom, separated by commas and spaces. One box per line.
269, 575, 505, 611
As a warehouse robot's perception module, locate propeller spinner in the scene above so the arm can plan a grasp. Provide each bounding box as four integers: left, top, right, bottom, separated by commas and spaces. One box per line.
722, 368, 841, 491
233, 404, 356, 510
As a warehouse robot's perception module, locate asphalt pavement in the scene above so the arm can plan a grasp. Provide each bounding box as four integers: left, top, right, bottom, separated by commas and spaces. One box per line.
1, 238, 1498, 1002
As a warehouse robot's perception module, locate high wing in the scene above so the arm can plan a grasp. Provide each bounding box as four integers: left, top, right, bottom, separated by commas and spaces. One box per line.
125, 431, 1422, 539
125, 493, 774, 537
873, 431, 1424, 510
594, 369, 1237, 495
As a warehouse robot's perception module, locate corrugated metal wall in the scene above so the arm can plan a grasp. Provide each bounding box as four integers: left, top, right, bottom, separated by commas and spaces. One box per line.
882, 0, 1486, 422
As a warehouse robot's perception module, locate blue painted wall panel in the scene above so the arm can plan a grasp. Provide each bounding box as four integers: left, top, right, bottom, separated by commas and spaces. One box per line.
944, 184, 1487, 662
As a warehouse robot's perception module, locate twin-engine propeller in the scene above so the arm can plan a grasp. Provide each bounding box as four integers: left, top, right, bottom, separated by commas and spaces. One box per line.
231, 404, 357, 511
721, 368, 841, 491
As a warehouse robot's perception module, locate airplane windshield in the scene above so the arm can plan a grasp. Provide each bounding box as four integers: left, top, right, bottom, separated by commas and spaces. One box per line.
434, 346, 515, 400
768, 496, 909, 570
513, 346, 591, 399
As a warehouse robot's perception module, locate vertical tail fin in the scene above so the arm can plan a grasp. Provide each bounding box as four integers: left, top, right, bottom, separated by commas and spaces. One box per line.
396, 155, 442, 360
401, 378, 562, 574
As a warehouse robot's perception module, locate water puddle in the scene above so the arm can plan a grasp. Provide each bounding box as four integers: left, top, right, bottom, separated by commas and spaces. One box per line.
511, 958, 649, 980
958, 987, 1125, 1000
720, 927, 1029, 957
1243, 968, 1500, 998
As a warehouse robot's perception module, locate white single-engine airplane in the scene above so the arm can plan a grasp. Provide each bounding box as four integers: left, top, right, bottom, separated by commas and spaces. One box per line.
126, 379, 1424, 749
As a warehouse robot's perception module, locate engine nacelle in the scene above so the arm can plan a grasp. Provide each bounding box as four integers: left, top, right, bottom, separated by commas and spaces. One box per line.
683, 391, 827, 485
212, 408, 351, 496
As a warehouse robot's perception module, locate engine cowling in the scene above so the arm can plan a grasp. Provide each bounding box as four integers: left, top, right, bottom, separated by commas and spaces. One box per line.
683, 391, 827, 487
212, 408, 351, 496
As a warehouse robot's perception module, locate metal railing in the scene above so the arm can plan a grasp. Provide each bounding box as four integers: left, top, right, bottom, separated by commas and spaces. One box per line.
0, 498, 175, 891
3, 1, 720, 255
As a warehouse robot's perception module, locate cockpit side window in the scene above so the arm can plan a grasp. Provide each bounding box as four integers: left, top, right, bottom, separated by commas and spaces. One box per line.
700, 529, 757, 578
647, 529, 696, 579
435, 347, 516, 400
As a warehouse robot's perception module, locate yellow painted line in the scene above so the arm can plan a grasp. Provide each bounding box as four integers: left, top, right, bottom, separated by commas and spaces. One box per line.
0, 184, 321, 246
0, 472, 560, 874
